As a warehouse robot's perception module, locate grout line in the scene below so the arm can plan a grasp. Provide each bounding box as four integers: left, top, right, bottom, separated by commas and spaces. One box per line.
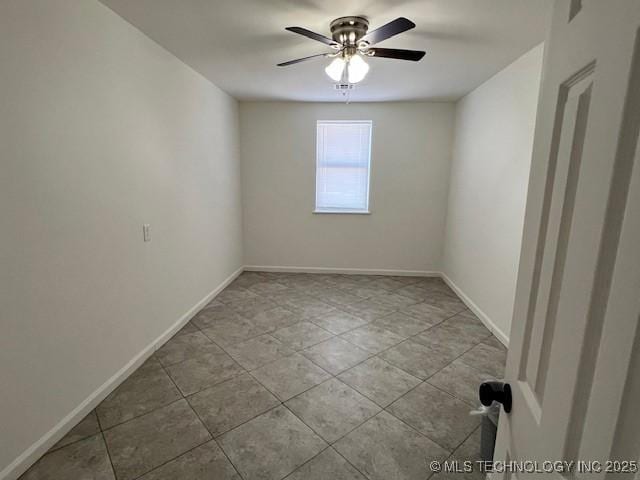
278, 374, 336, 404
45, 412, 103, 454
277, 388, 377, 480
193, 401, 284, 441
425, 374, 484, 408
95, 407, 105, 433
99, 396, 186, 433
447, 423, 482, 460
279, 445, 334, 480
171, 334, 337, 480
330, 445, 374, 480
280, 397, 398, 480
184, 399, 246, 480
100, 431, 119, 480
279, 403, 331, 443
126, 435, 216, 480
188, 292, 292, 431
246, 354, 334, 402
286, 378, 383, 444
375, 405, 454, 454
298, 344, 373, 376
372, 330, 488, 456
115, 355, 238, 480
189, 318, 295, 416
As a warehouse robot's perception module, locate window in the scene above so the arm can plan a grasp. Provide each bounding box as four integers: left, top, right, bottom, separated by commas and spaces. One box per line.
315, 120, 372, 213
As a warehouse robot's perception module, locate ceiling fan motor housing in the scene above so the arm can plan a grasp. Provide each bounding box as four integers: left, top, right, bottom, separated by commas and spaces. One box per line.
330, 16, 369, 47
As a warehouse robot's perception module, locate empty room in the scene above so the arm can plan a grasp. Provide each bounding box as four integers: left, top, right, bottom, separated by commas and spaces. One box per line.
1, 1, 639, 480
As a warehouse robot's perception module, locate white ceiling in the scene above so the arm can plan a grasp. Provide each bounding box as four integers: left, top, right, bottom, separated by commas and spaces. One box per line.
99, 0, 552, 102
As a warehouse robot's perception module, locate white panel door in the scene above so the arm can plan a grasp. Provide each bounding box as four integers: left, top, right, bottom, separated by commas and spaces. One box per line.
493, 1, 640, 479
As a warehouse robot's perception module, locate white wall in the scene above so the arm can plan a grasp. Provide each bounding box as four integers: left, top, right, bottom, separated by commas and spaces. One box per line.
443, 44, 544, 343
0, 1, 242, 476
240, 102, 455, 274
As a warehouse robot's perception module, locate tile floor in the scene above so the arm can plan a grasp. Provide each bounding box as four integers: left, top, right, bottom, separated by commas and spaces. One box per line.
20, 272, 507, 480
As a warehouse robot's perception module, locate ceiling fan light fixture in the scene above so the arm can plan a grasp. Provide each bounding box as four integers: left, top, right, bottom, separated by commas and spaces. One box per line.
325, 57, 346, 81
280, 16, 424, 88
347, 54, 369, 83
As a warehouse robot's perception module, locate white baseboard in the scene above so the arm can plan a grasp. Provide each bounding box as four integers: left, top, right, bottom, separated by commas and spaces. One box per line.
243, 265, 440, 277
440, 272, 509, 348
149, 266, 242, 351
1, 266, 243, 480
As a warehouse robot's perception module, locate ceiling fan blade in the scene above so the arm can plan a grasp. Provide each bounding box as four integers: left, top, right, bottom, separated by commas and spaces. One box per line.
361, 17, 416, 45
277, 53, 329, 67
368, 48, 425, 61
285, 27, 337, 46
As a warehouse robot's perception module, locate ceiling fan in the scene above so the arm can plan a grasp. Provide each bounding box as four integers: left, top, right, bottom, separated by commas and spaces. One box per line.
277, 16, 426, 84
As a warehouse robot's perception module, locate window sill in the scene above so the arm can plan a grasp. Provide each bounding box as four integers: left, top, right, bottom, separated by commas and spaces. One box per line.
313, 209, 371, 215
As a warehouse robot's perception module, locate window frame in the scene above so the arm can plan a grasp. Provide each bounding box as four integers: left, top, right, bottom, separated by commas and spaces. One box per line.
314, 120, 373, 215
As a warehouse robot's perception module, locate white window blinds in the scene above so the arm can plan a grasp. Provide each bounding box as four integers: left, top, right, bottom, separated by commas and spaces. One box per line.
315, 120, 372, 213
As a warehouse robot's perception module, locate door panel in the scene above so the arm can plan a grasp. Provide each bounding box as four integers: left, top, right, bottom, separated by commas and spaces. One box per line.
494, 1, 640, 477
522, 66, 593, 403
